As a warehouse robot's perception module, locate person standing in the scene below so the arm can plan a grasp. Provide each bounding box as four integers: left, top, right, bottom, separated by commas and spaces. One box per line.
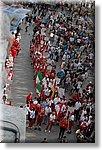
67, 112, 75, 134
74, 100, 81, 121
7, 68, 14, 81
28, 108, 35, 128
43, 105, 51, 125
58, 116, 68, 139
35, 109, 45, 131
26, 92, 33, 104
45, 112, 56, 133
25, 22, 29, 32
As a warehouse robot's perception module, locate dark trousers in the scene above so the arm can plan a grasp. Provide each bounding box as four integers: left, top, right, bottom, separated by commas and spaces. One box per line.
59, 127, 66, 139
25, 26, 28, 32
74, 109, 80, 121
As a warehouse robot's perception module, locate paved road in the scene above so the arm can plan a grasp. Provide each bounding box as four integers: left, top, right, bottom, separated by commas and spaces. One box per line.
10, 24, 35, 107
26, 123, 77, 143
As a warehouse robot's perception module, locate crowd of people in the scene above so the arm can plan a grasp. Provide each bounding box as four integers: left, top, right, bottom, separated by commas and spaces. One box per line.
0, 1, 95, 143
25, 2, 95, 143
2, 24, 21, 106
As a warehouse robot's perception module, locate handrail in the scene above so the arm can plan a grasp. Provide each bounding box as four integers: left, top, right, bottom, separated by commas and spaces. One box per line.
0, 120, 20, 143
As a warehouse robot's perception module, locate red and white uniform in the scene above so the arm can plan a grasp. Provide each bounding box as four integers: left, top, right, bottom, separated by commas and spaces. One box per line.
7, 70, 14, 80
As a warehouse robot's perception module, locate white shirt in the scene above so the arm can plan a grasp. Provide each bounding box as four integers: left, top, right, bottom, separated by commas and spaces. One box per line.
61, 104, 66, 112
45, 107, 51, 115
55, 104, 60, 113
70, 37, 74, 42
58, 88, 65, 98
77, 81, 82, 89
9, 55, 13, 63
80, 110, 87, 120
50, 114, 56, 122
44, 88, 50, 96
75, 101, 81, 110
70, 115, 74, 121
88, 116, 92, 125
50, 33, 54, 37
66, 77, 71, 84
48, 82, 53, 88
26, 106, 30, 115
89, 53, 94, 59
54, 97, 59, 104
48, 99, 53, 106
30, 110, 35, 119
26, 22, 29, 27
77, 38, 81, 43
42, 78, 47, 89
55, 77, 60, 85
81, 116, 88, 122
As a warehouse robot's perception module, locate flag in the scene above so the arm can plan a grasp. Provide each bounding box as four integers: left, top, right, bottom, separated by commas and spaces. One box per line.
34, 80, 36, 88
51, 87, 55, 99
36, 71, 43, 84
36, 84, 42, 93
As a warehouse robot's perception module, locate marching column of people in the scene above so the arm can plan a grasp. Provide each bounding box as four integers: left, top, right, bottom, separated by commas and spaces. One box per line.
25, 2, 95, 142
2, 28, 21, 106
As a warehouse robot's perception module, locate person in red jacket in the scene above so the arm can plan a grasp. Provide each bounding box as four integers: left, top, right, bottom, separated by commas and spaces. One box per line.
67, 112, 75, 134
12, 49, 17, 59
58, 116, 68, 139
35, 109, 45, 131
26, 92, 33, 104
7, 68, 14, 80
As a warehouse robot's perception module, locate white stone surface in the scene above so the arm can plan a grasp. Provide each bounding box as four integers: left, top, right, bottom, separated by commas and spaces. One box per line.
0, 104, 26, 142
0, 10, 11, 103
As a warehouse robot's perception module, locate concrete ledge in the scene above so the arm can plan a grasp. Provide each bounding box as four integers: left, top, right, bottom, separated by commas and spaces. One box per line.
0, 104, 25, 143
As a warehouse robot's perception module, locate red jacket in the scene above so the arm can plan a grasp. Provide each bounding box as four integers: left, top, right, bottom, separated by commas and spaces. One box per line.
60, 118, 68, 129
12, 49, 17, 58
26, 94, 32, 104
8, 70, 14, 80
30, 103, 36, 110
36, 104, 41, 113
